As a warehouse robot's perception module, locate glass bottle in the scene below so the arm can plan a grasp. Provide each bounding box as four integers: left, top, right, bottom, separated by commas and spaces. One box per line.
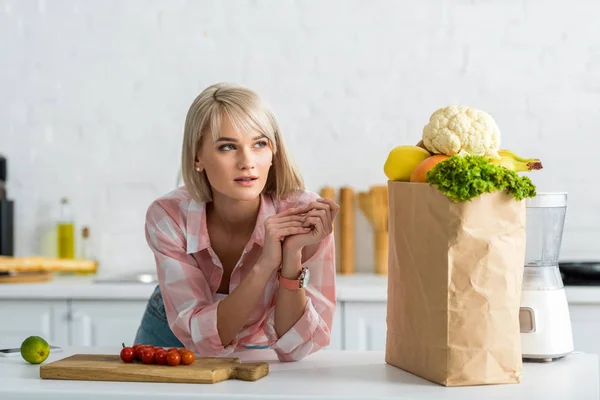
57, 197, 75, 259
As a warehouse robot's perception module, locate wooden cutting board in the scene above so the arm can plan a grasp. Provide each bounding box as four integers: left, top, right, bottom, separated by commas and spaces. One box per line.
0, 271, 53, 284
40, 354, 269, 384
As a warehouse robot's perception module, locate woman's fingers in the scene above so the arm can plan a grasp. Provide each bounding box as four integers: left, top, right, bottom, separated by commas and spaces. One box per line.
267, 220, 311, 241
302, 202, 332, 227
302, 208, 331, 233
273, 221, 307, 230
271, 215, 304, 224
303, 215, 325, 235
282, 226, 313, 237
264, 211, 303, 229
317, 198, 340, 220
275, 207, 304, 218
266, 198, 340, 242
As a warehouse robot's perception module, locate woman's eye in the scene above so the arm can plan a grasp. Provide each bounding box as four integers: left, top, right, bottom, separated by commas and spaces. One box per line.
219, 144, 235, 151
254, 140, 268, 148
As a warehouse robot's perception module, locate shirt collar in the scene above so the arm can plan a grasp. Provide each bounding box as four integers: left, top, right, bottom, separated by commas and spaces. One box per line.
185, 193, 277, 254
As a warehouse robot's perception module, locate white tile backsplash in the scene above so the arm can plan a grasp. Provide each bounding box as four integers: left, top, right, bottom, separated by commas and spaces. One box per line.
1, 0, 599, 275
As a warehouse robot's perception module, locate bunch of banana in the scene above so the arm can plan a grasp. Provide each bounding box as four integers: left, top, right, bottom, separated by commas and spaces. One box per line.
488, 150, 543, 172
383, 144, 543, 183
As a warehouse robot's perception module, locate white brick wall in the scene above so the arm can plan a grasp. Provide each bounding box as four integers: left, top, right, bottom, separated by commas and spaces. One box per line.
1, 0, 599, 275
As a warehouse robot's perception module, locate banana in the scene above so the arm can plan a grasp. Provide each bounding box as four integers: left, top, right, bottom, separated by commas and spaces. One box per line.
489, 150, 543, 172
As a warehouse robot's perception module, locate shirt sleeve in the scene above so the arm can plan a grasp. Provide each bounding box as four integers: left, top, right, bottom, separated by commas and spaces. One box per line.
263, 231, 337, 362
145, 201, 237, 356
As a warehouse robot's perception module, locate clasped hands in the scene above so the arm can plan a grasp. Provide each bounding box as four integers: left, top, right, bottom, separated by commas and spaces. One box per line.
258, 198, 340, 274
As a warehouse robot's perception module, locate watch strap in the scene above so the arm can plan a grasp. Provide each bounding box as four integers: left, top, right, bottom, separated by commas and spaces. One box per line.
278, 269, 303, 290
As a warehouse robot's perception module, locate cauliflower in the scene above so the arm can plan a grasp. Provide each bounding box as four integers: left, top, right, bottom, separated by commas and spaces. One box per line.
422, 105, 501, 159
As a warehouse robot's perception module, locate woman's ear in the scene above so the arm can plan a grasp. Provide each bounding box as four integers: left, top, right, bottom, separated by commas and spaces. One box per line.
194, 158, 204, 172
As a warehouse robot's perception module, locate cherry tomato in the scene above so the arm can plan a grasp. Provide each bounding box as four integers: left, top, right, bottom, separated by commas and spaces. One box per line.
141, 348, 156, 364
120, 343, 135, 363
177, 348, 187, 355
155, 349, 168, 365
167, 351, 181, 366
135, 346, 146, 360
180, 350, 195, 365
167, 347, 178, 353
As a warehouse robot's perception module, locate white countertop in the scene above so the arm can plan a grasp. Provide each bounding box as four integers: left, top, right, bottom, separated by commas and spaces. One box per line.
0, 273, 599, 304
0, 347, 597, 400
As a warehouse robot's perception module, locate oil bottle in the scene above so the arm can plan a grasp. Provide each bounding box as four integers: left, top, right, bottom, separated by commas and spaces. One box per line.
57, 197, 75, 259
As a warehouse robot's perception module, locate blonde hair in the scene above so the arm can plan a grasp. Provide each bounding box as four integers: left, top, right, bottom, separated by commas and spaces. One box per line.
181, 82, 305, 203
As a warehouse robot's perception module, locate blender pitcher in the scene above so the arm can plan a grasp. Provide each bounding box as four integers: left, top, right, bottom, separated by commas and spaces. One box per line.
520, 192, 574, 361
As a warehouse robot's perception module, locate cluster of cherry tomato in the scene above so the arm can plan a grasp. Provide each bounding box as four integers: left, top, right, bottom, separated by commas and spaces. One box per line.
120, 343, 195, 366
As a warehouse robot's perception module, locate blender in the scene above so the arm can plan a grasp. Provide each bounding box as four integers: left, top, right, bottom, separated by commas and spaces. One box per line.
520, 192, 574, 361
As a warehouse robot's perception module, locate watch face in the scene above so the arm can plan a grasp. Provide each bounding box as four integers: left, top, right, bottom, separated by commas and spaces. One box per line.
301, 268, 310, 288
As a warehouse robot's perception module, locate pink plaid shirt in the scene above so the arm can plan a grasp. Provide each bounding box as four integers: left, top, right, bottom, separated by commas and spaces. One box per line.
145, 186, 336, 362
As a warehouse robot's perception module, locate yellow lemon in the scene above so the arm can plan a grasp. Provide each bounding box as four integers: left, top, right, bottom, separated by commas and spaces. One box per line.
20, 336, 50, 364
383, 145, 431, 181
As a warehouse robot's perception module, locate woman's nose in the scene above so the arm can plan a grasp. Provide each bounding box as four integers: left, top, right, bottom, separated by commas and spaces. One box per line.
238, 148, 256, 170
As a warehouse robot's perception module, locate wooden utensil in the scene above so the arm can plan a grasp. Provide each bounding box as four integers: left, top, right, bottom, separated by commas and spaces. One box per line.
370, 186, 389, 275
339, 187, 355, 274
40, 354, 269, 384
357, 185, 389, 275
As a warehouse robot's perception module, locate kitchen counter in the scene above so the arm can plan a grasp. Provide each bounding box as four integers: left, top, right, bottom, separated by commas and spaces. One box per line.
1, 273, 600, 304
0, 347, 597, 400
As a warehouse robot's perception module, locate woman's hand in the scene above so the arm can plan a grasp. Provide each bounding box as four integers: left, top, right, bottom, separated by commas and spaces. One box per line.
257, 207, 312, 272
283, 198, 340, 253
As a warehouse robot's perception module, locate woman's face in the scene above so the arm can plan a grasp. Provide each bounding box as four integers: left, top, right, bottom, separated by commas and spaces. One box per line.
196, 116, 273, 202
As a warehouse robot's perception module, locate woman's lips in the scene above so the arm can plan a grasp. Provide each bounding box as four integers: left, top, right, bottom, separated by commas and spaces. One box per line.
234, 177, 258, 187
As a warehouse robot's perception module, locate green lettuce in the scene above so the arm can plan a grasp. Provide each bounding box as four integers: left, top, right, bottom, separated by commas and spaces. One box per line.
425, 155, 536, 203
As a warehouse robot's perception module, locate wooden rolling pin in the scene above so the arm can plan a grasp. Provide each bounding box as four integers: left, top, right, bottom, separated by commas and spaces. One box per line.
370, 186, 389, 275
339, 187, 355, 275
357, 185, 389, 275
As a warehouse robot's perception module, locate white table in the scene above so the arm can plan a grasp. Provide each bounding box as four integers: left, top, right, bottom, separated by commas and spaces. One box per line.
0, 347, 598, 399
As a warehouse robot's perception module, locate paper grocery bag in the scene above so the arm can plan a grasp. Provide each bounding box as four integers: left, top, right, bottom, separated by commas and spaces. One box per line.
385, 181, 526, 387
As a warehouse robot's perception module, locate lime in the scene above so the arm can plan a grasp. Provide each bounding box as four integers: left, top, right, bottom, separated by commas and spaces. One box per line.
20, 336, 50, 364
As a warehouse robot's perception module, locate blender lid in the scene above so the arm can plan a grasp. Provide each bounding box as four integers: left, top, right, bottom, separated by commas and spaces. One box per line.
526, 192, 567, 208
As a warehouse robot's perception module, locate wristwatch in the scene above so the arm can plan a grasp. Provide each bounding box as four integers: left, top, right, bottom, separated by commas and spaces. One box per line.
278, 267, 310, 290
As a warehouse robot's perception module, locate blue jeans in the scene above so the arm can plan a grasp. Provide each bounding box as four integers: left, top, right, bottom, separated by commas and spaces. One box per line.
134, 285, 185, 348
134, 285, 269, 350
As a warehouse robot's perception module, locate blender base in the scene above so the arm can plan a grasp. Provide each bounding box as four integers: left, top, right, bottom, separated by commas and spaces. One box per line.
520, 288, 574, 361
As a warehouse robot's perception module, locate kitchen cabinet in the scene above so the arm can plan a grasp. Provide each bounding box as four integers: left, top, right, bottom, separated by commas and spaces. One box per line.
340, 302, 600, 357
0, 298, 343, 351
3, 300, 599, 354
68, 300, 344, 350
0, 300, 69, 349
569, 304, 600, 360
68, 300, 148, 347
2, 277, 600, 356
343, 302, 387, 351
326, 305, 343, 350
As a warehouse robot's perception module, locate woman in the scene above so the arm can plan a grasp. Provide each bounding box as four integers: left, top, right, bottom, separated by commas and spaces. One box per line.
134, 82, 339, 362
